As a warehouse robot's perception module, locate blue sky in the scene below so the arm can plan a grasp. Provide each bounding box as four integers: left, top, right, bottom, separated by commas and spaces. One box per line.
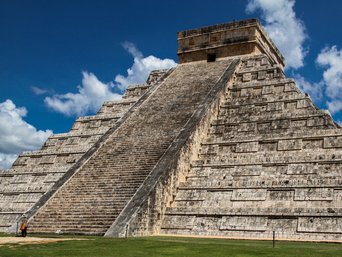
1, 0, 342, 168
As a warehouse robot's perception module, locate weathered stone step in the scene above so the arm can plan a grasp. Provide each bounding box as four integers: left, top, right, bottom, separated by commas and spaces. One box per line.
50, 131, 106, 139
76, 115, 121, 122
195, 148, 342, 165
20, 149, 88, 157
236, 63, 283, 75
213, 110, 332, 125
178, 177, 342, 189
232, 78, 294, 91
221, 92, 308, 108
165, 207, 342, 216
203, 129, 342, 146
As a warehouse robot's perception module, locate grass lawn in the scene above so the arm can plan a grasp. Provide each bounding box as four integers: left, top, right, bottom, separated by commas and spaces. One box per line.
0, 234, 341, 257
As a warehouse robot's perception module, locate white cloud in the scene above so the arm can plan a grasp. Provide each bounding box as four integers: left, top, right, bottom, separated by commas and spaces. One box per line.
45, 72, 122, 116
246, 0, 307, 69
0, 153, 17, 170
0, 99, 52, 169
316, 46, 342, 114
31, 86, 54, 95
293, 74, 323, 101
45, 43, 176, 116
114, 42, 177, 91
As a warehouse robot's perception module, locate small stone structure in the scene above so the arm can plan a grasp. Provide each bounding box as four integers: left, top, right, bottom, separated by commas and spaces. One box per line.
0, 19, 341, 242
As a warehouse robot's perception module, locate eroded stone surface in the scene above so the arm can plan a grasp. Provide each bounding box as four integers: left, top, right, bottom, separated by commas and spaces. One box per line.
161, 55, 342, 241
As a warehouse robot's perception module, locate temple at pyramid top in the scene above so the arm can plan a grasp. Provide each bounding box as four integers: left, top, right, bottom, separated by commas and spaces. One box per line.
177, 18, 285, 68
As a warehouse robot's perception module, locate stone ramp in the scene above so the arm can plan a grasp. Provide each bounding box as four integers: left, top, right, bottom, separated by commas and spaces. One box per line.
28, 59, 236, 235
161, 55, 342, 241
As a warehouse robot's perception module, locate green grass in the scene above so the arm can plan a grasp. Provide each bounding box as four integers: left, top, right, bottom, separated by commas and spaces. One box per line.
0, 235, 341, 257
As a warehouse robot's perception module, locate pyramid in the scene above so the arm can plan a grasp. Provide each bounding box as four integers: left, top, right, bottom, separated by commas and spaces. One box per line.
0, 19, 341, 241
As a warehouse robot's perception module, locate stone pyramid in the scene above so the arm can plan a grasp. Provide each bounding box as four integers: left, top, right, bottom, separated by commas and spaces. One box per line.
0, 19, 341, 241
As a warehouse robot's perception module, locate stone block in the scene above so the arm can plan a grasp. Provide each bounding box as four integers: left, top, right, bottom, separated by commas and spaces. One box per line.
294, 188, 333, 201
39, 155, 56, 165
267, 102, 284, 111
274, 85, 284, 93
231, 189, 267, 201
240, 88, 251, 97
285, 101, 297, 111
323, 136, 342, 148
260, 58, 269, 66
88, 120, 101, 128
271, 119, 290, 129
235, 141, 258, 153
65, 137, 79, 145
220, 216, 267, 231
173, 200, 202, 208
161, 215, 195, 229
242, 73, 252, 82
257, 122, 271, 132
71, 122, 81, 130
65, 154, 82, 164
267, 218, 297, 232
262, 85, 273, 95
268, 190, 293, 201
302, 139, 323, 149
296, 99, 309, 109
287, 164, 318, 175
232, 165, 262, 176
334, 190, 342, 207
193, 217, 220, 232
277, 139, 302, 151
175, 190, 206, 201
202, 191, 232, 207
297, 217, 342, 233
307, 117, 324, 127
291, 119, 306, 128
284, 82, 296, 92
200, 145, 218, 155
246, 60, 255, 67
259, 142, 277, 151
12, 157, 29, 166
44, 139, 58, 146
257, 71, 266, 80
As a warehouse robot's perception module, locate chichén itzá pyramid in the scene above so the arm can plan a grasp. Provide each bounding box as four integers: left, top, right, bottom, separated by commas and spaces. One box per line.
0, 19, 341, 242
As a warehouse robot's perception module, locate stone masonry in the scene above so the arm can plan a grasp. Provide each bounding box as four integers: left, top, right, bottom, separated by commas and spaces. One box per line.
0, 19, 341, 241
0, 70, 169, 232
161, 55, 342, 241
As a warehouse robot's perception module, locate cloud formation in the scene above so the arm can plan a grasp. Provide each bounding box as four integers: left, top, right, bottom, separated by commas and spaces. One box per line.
45, 72, 122, 116
0, 99, 52, 169
31, 86, 54, 95
114, 42, 177, 90
45, 43, 176, 116
316, 46, 342, 114
246, 0, 307, 69
293, 74, 323, 101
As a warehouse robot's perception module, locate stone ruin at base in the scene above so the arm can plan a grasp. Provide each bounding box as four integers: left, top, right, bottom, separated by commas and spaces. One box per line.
0, 19, 341, 242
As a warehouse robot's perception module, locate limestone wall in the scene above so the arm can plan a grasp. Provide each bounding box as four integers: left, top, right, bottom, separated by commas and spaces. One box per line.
161, 55, 342, 242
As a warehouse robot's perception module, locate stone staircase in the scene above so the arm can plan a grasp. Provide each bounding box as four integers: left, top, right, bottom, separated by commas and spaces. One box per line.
161, 55, 342, 241
0, 70, 168, 232
28, 59, 236, 235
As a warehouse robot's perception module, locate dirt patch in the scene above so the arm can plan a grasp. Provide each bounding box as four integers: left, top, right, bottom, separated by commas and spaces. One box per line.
0, 237, 84, 246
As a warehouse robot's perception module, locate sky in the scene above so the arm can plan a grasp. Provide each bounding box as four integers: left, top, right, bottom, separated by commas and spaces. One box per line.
1, 0, 342, 168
